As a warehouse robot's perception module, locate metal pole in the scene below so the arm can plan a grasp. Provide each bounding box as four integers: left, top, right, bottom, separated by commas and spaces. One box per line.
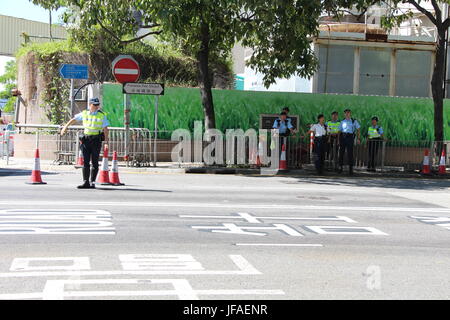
14, 97, 20, 123
5, 130, 10, 165
36, 130, 40, 150
381, 140, 386, 172
153, 95, 159, 167
124, 93, 131, 168
75, 131, 80, 165
70, 79, 75, 118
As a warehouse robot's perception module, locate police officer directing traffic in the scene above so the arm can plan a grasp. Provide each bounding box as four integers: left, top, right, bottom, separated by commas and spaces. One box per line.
338, 109, 360, 175
61, 98, 110, 189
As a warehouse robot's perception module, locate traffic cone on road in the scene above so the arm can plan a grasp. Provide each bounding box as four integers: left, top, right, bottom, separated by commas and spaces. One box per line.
438, 149, 446, 175
97, 145, 111, 185
26, 149, 47, 185
256, 141, 263, 167
109, 151, 124, 186
422, 149, 431, 175
279, 142, 288, 171
75, 149, 84, 168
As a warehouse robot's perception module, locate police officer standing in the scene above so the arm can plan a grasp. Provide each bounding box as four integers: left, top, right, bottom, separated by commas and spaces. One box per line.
272, 111, 295, 164
338, 109, 360, 175
308, 114, 328, 175
61, 98, 110, 189
326, 111, 340, 170
367, 116, 384, 172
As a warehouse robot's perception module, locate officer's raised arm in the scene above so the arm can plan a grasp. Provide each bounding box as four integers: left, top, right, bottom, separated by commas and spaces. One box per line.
60, 118, 78, 136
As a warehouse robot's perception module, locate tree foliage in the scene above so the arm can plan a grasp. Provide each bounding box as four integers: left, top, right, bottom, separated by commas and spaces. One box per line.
0, 60, 17, 113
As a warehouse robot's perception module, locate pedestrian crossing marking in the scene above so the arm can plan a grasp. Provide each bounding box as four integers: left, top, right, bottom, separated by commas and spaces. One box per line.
0, 210, 115, 235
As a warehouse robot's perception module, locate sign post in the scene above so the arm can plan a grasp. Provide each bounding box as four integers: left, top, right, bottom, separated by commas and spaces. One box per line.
112, 56, 141, 167
122, 82, 165, 166
153, 96, 159, 167
59, 64, 89, 117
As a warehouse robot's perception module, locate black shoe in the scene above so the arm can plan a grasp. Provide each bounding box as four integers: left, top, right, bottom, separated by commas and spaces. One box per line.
78, 168, 91, 189
77, 181, 91, 189
349, 168, 354, 175
89, 182, 96, 189
90, 168, 99, 189
337, 167, 343, 174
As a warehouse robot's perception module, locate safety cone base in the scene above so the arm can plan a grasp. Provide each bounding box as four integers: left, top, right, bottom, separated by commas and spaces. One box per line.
26, 181, 47, 185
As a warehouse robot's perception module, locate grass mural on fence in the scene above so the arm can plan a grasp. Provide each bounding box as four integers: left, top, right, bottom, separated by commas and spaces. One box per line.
102, 83, 450, 141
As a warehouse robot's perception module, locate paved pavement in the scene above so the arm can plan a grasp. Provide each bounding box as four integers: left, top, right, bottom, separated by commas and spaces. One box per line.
0, 167, 449, 300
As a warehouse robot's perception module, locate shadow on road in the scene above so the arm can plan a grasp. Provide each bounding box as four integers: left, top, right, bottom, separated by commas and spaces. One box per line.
284, 176, 450, 191
0, 169, 58, 177
95, 187, 172, 192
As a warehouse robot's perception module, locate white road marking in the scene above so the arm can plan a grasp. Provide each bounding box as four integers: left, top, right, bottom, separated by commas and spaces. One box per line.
10, 257, 90, 271
0, 209, 115, 235
0, 255, 261, 278
0, 284, 285, 300
0, 201, 448, 212
180, 212, 357, 223
409, 216, 450, 230
235, 243, 323, 247
304, 226, 388, 235
192, 223, 304, 237
119, 254, 204, 271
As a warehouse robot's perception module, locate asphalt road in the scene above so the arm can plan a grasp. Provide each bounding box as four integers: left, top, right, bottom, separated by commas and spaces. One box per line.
0, 168, 449, 300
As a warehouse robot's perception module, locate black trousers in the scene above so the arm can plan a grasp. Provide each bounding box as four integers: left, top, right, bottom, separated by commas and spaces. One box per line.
80, 135, 102, 170
368, 138, 382, 169
314, 137, 327, 173
339, 134, 355, 168
327, 135, 339, 169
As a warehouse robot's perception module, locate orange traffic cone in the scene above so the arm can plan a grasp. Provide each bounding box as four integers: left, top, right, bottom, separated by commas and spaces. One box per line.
75, 149, 84, 168
279, 142, 288, 171
438, 149, 446, 175
422, 149, 431, 175
26, 149, 47, 185
97, 145, 111, 185
256, 141, 262, 167
109, 151, 125, 186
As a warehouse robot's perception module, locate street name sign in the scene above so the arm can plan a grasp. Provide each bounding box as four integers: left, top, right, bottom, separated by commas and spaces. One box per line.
59, 64, 89, 80
122, 82, 165, 95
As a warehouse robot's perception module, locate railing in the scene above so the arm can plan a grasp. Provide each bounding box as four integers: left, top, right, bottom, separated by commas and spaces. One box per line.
14, 124, 155, 167
6, 125, 450, 173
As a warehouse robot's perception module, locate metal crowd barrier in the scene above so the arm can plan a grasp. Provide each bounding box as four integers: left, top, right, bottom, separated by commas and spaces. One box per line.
15, 124, 154, 167
306, 138, 448, 173
9, 124, 450, 172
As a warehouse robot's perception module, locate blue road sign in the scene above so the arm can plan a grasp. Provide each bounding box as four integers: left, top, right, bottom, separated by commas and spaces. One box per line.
59, 64, 89, 80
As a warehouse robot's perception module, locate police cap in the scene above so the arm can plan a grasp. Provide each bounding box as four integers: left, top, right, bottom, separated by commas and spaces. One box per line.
89, 98, 100, 105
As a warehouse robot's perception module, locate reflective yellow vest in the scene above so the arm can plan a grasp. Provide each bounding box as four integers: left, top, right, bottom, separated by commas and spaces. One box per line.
326, 121, 340, 134
368, 126, 381, 139
82, 110, 105, 135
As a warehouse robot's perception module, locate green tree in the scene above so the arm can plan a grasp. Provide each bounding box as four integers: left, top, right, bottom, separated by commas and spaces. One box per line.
0, 60, 17, 113
31, 0, 332, 129
30, 0, 65, 40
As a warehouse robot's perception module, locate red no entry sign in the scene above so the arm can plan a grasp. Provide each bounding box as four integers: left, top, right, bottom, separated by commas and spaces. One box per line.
112, 55, 140, 83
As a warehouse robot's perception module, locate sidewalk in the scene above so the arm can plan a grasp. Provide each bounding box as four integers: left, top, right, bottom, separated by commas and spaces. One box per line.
1, 157, 449, 179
